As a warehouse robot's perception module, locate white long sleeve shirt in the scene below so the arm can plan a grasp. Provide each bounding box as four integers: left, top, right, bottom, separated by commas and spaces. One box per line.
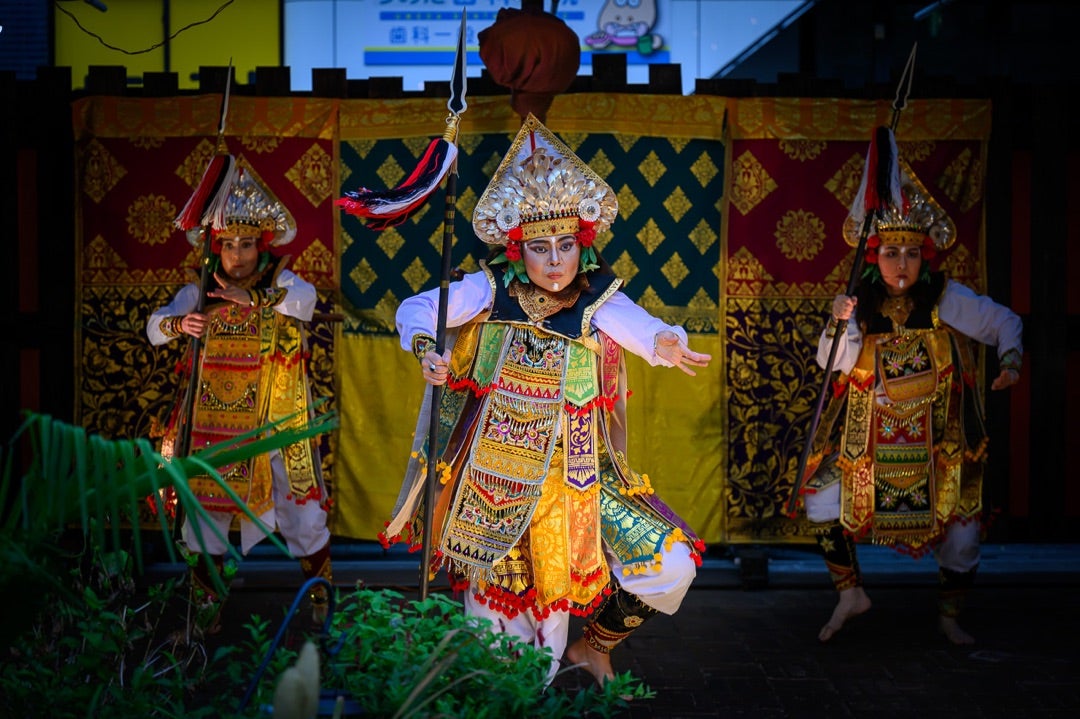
146, 269, 316, 346
395, 271, 688, 368
818, 279, 1024, 374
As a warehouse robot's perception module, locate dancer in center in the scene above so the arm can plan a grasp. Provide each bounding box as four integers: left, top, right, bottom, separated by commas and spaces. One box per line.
382, 114, 710, 686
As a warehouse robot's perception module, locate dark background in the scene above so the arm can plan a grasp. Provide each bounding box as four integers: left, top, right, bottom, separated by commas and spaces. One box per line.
2, 0, 1077, 541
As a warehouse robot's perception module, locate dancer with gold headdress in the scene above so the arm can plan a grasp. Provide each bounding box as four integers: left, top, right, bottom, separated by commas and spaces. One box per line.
383, 114, 710, 687
148, 163, 332, 635
799, 132, 1023, 646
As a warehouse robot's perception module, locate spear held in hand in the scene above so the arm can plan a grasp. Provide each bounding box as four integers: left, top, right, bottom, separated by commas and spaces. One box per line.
335, 15, 469, 599
786, 45, 917, 517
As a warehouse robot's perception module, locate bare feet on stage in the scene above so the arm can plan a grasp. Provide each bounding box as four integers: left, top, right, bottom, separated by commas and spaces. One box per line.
565, 637, 615, 686
939, 615, 975, 645
819, 586, 872, 642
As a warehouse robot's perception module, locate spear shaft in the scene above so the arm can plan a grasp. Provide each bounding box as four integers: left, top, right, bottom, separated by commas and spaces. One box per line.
418, 15, 468, 600
786, 44, 917, 516
171, 63, 233, 538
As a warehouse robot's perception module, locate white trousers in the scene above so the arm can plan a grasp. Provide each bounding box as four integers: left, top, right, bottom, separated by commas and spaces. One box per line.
181, 451, 330, 557
804, 481, 980, 572
463, 540, 697, 685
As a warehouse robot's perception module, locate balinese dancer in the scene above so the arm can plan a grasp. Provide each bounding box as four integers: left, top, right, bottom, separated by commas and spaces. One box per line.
800, 155, 1023, 646
384, 115, 710, 686
148, 164, 332, 634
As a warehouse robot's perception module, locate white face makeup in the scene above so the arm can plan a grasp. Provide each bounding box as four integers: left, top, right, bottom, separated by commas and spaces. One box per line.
877, 245, 922, 295
218, 235, 260, 280
522, 234, 580, 293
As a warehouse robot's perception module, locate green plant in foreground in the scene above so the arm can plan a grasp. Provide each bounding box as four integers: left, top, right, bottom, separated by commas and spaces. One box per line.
0, 411, 330, 717
3, 545, 649, 719
239, 587, 654, 719
0, 410, 334, 647
0, 413, 652, 717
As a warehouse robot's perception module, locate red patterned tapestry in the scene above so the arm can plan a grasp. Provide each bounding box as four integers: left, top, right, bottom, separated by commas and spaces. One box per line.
721, 97, 991, 541
68, 94, 990, 545
72, 96, 341, 527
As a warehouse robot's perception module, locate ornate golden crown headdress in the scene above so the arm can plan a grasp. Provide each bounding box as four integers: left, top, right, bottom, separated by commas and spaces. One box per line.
187, 158, 297, 248
843, 158, 956, 254
472, 114, 618, 248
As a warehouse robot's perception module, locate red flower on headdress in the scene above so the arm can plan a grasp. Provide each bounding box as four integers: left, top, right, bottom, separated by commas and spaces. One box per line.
505, 240, 522, 262
507, 226, 523, 241
259, 230, 274, 252
576, 220, 596, 248
210, 229, 223, 255
864, 234, 880, 264
920, 235, 937, 260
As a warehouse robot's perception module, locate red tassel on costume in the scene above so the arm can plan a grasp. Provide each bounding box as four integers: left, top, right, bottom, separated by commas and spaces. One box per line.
336, 137, 458, 230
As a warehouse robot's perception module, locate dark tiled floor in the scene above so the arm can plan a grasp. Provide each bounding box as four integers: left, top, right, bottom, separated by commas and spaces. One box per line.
181, 543, 1080, 718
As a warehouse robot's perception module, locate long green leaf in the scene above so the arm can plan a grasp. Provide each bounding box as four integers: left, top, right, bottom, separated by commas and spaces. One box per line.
137, 445, 180, 563
2, 410, 336, 577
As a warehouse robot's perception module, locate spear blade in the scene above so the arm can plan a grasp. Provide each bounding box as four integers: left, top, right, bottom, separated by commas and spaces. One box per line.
448, 12, 468, 118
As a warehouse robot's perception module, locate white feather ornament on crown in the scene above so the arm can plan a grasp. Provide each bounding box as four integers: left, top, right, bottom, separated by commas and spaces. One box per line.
187, 158, 297, 247
842, 158, 956, 254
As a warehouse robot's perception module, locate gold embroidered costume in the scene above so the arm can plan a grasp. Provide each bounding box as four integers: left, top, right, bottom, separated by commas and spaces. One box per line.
158, 257, 323, 516
804, 283, 986, 554
386, 263, 702, 619
385, 116, 705, 629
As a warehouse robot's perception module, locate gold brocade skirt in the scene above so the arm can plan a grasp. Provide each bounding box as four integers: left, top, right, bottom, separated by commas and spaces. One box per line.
484, 442, 685, 614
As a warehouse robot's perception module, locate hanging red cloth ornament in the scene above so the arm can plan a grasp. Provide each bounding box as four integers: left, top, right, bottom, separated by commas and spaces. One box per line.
478, 0, 581, 123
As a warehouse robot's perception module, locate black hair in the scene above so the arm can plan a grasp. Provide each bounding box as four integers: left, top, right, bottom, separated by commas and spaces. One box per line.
854, 269, 946, 331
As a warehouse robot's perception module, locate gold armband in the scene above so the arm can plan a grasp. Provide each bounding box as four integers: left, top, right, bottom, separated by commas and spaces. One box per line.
411, 334, 437, 363
250, 287, 286, 308
824, 317, 841, 339
159, 315, 184, 339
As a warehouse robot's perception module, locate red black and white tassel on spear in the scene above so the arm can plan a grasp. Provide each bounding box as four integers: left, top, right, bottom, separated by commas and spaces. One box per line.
335, 137, 458, 231
842, 124, 902, 243
785, 43, 916, 518
174, 60, 237, 233
174, 150, 237, 232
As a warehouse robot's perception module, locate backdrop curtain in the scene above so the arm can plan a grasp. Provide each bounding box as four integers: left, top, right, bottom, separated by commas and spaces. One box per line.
71, 95, 341, 527
70, 93, 989, 545
721, 97, 991, 541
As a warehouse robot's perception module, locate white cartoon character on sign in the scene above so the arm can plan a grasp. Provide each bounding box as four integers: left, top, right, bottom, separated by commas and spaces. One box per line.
585, 0, 663, 55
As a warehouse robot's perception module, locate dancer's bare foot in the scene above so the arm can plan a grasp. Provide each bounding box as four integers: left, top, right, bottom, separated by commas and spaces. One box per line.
819, 586, 871, 642
939, 615, 975, 645
565, 637, 615, 686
